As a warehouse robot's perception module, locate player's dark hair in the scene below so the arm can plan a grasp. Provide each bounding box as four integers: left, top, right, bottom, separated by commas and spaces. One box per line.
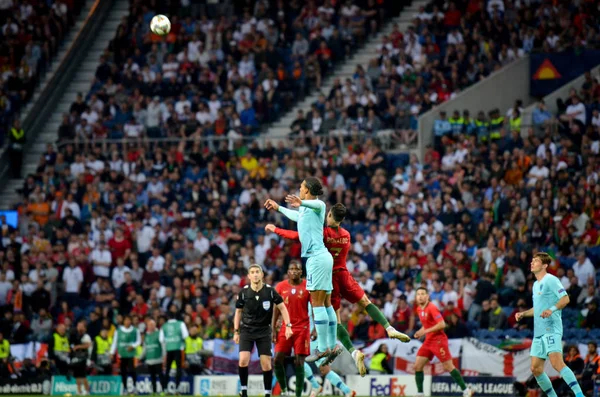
304, 177, 324, 196
416, 287, 428, 294
533, 252, 552, 266
331, 203, 347, 222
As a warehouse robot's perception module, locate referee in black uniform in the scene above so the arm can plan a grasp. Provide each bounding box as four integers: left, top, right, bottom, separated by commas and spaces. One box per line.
234, 264, 293, 397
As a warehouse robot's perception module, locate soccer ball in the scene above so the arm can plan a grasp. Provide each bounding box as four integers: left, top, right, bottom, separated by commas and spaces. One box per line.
150, 14, 171, 36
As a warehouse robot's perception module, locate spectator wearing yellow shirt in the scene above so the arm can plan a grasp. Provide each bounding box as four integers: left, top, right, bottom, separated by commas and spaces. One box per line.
240, 152, 258, 172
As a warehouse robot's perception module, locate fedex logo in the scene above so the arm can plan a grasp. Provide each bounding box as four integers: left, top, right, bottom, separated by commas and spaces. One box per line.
370, 377, 407, 396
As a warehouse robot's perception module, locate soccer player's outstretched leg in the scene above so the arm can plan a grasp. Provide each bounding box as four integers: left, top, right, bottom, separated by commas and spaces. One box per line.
265, 177, 336, 363
234, 265, 294, 397
516, 252, 584, 397
266, 202, 409, 374
414, 288, 472, 397
273, 261, 311, 397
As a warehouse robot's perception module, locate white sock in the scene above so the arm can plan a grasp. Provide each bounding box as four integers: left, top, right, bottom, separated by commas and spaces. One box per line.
351, 350, 359, 360
386, 326, 395, 332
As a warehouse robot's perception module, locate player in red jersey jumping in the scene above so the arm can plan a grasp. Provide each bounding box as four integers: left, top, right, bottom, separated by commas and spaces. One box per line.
414, 287, 473, 397
266, 203, 410, 376
273, 260, 311, 397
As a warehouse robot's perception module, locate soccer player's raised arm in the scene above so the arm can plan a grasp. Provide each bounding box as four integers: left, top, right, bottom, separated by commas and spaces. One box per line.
277, 206, 299, 221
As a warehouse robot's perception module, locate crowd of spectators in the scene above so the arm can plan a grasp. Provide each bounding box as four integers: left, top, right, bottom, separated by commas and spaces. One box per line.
0, 0, 85, 143
2, 71, 600, 351
56, 0, 400, 147
283, 0, 600, 149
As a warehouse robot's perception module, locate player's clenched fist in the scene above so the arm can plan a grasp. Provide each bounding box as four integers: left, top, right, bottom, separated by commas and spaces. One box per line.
515, 312, 524, 322
265, 224, 276, 233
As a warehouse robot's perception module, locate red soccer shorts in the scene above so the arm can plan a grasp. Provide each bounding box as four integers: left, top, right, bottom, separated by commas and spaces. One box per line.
331, 269, 364, 311
275, 327, 310, 356
417, 337, 452, 363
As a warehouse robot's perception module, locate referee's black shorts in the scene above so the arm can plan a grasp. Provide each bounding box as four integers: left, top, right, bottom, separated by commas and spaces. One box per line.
239, 327, 272, 356
72, 363, 87, 378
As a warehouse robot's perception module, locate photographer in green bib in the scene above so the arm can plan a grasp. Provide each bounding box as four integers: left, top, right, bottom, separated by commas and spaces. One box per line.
141, 319, 164, 395
159, 311, 189, 394
110, 315, 141, 394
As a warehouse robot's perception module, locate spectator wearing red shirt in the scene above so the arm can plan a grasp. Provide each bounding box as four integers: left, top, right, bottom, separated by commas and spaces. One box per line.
444, 2, 462, 27
394, 295, 415, 332
131, 294, 148, 317
442, 301, 462, 321
108, 228, 131, 265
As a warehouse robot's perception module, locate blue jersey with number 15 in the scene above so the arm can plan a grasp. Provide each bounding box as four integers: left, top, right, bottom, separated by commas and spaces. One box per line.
532, 274, 568, 338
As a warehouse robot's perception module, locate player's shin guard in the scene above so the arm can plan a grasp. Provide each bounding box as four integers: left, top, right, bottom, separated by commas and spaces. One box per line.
325, 306, 337, 350
274, 363, 288, 392
313, 306, 329, 352
560, 367, 584, 397
263, 369, 273, 397
295, 365, 305, 397
336, 324, 355, 353
450, 368, 467, 391
304, 363, 320, 389
415, 371, 424, 393
326, 370, 351, 394
535, 373, 558, 397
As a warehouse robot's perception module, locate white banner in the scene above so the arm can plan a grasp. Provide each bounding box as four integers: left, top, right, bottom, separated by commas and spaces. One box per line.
361, 338, 462, 375
461, 338, 567, 382
194, 375, 341, 396
345, 375, 431, 396
10, 342, 47, 362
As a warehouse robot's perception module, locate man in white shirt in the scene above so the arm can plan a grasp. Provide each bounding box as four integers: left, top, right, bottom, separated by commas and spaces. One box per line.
111, 258, 131, 289
193, 231, 210, 256
573, 251, 595, 287
90, 241, 112, 278
63, 259, 83, 300
136, 221, 155, 259
536, 136, 557, 160
527, 157, 550, 185
358, 272, 375, 293
561, 96, 586, 125
148, 247, 165, 272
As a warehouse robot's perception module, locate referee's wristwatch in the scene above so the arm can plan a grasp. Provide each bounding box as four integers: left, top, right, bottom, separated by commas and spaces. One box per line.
286, 323, 292, 328
234, 329, 240, 334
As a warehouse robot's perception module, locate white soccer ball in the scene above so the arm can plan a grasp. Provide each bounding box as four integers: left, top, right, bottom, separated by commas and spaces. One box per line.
150, 14, 171, 36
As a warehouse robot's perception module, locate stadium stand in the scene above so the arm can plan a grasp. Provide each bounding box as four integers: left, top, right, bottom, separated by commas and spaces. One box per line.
0, 0, 86, 143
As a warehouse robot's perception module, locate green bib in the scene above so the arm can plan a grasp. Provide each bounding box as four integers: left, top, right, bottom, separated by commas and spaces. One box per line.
117, 327, 138, 358
144, 331, 162, 364
162, 321, 184, 352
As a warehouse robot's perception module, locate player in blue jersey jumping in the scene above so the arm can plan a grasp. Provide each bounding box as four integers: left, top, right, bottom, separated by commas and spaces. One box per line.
265, 177, 338, 364
516, 252, 585, 397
